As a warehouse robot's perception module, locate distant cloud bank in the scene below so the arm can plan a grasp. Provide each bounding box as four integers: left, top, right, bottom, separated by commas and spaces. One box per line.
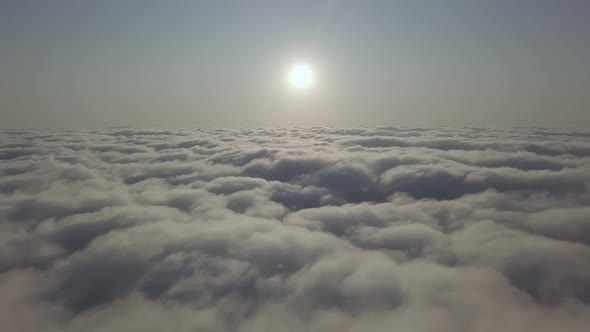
1, 126, 590, 332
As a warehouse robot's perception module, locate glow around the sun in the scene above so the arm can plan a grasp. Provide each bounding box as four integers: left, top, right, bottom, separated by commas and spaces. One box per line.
288, 63, 314, 89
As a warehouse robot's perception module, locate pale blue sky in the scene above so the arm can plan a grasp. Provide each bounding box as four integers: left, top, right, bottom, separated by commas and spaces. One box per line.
1, 0, 589, 128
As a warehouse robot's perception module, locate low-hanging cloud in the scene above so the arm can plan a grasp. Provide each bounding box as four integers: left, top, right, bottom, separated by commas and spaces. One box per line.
1, 126, 590, 332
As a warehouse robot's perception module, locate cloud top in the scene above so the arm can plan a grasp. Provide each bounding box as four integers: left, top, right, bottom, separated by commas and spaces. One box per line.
1, 126, 590, 332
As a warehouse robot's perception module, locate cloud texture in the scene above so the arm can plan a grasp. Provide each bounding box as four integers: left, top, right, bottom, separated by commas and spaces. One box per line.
1, 126, 590, 331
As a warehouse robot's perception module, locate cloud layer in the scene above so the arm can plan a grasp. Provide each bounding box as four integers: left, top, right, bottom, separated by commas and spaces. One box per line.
1, 126, 590, 332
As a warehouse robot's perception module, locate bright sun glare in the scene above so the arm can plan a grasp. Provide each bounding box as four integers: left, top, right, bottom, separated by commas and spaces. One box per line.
288, 63, 314, 90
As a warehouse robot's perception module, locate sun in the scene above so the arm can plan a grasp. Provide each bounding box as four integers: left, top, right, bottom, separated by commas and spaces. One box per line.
288, 63, 314, 89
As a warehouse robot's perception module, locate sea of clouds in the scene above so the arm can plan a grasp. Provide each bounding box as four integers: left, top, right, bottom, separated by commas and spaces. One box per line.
1, 126, 590, 332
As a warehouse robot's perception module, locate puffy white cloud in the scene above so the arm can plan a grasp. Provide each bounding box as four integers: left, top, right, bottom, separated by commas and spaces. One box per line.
1, 126, 590, 331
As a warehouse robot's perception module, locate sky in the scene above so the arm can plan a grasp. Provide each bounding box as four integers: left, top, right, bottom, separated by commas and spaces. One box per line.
1, 0, 589, 128
3, 2, 590, 329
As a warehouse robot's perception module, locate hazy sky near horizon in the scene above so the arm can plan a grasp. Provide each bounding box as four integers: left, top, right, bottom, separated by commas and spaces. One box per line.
1, 0, 589, 128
